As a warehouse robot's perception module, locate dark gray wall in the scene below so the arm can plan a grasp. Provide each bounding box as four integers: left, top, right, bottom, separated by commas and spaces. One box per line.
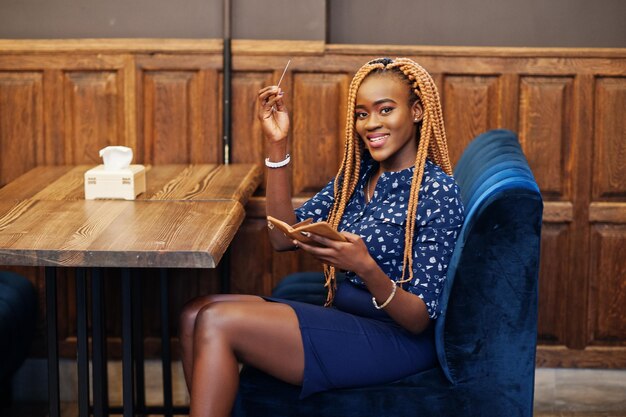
329, 0, 626, 47
233, 0, 326, 40
0, 0, 223, 38
0, 0, 327, 40
0, 0, 624, 47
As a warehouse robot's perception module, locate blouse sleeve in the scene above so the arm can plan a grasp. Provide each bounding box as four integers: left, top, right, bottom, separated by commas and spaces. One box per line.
407, 175, 465, 319
294, 177, 336, 222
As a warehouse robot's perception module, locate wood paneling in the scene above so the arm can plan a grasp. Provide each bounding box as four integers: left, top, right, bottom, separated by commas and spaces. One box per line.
229, 218, 272, 295
231, 71, 273, 191
590, 202, 626, 223
442, 75, 501, 165
536, 345, 626, 368
589, 226, 626, 344
135, 53, 222, 165
63, 71, 125, 164
0, 40, 625, 366
537, 224, 570, 344
143, 71, 195, 163
141, 69, 220, 164
519, 76, 573, 199
593, 77, 626, 200
292, 72, 348, 195
0, 72, 43, 186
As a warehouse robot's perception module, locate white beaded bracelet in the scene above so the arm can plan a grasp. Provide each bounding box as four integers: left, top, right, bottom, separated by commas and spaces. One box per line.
265, 154, 291, 168
372, 280, 397, 310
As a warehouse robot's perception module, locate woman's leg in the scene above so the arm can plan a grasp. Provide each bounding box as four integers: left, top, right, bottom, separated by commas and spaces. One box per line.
189, 300, 304, 417
179, 294, 262, 391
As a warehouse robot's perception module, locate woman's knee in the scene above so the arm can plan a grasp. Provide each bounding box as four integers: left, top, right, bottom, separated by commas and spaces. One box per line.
193, 301, 249, 344
179, 295, 219, 334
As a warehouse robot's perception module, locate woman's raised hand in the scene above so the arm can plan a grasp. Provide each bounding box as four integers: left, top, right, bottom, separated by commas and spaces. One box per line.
257, 86, 290, 144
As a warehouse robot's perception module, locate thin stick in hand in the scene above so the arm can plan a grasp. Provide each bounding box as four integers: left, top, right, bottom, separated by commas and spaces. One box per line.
270, 59, 290, 112
276, 59, 291, 88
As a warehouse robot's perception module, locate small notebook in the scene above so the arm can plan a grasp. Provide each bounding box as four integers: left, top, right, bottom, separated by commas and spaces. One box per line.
267, 215, 347, 244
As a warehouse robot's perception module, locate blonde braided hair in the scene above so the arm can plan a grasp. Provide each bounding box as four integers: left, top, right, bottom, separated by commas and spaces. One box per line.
323, 57, 452, 306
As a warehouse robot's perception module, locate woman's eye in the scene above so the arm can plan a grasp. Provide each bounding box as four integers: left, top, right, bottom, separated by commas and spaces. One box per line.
355, 112, 367, 119
380, 107, 394, 115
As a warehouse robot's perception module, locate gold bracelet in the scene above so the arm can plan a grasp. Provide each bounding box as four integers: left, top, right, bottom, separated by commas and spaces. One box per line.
372, 280, 397, 310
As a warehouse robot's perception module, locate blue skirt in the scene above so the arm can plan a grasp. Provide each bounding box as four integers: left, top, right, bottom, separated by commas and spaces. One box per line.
265, 280, 437, 398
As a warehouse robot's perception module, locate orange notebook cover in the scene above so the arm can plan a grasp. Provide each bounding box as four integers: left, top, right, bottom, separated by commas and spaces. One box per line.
267, 215, 347, 244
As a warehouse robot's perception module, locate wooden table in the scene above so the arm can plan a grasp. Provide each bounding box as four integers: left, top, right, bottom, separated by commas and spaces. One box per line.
0, 164, 262, 417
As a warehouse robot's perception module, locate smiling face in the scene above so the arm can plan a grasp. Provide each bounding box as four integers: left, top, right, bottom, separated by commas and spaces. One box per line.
354, 73, 423, 172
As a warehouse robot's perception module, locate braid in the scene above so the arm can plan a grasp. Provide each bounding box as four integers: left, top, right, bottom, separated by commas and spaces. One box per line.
391, 58, 452, 285
323, 63, 380, 305
323, 58, 452, 305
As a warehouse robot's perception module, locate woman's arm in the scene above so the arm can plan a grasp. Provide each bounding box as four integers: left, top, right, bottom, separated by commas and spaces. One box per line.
257, 86, 298, 251
358, 257, 431, 334
295, 233, 431, 334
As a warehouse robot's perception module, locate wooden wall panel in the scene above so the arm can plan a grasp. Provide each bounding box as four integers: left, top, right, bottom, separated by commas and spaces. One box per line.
592, 77, 626, 200
442, 75, 501, 165
141, 70, 220, 164
63, 71, 124, 164
135, 53, 222, 165
518, 75, 578, 349
0, 72, 43, 186
519, 76, 573, 199
292, 72, 348, 195
589, 226, 626, 344
44, 70, 67, 166
231, 71, 273, 192
537, 224, 570, 344
229, 218, 273, 295
143, 71, 192, 163
587, 76, 626, 351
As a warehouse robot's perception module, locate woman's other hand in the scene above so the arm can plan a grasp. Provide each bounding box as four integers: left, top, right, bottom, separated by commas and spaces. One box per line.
294, 232, 377, 278
257, 86, 289, 143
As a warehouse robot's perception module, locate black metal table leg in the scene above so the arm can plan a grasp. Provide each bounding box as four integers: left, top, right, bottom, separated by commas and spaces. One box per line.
92, 268, 109, 417
121, 269, 135, 417
133, 272, 145, 415
159, 269, 173, 417
45, 267, 60, 417
76, 268, 90, 417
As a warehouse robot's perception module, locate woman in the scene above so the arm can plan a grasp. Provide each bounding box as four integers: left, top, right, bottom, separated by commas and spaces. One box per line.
179, 57, 464, 417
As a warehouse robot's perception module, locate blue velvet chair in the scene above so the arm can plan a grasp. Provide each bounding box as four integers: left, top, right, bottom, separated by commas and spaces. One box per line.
0, 271, 38, 408
233, 129, 544, 417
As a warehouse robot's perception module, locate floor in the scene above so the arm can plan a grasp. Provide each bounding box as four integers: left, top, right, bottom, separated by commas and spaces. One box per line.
3, 367, 625, 416
533, 368, 626, 416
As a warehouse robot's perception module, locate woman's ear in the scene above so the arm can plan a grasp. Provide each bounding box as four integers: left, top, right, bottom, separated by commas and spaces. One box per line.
412, 101, 424, 123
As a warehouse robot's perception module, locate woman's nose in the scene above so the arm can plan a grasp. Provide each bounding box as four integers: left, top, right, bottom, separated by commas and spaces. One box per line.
365, 113, 382, 130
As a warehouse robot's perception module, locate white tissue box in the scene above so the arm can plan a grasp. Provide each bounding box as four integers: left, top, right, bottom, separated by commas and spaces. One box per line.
84, 165, 146, 200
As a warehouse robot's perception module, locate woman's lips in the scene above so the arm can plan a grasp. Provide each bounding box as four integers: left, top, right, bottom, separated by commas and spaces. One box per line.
367, 134, 389, 149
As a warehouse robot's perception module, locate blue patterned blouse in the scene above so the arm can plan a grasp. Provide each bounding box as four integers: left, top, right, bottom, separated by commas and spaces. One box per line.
294, 156, 465, 319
